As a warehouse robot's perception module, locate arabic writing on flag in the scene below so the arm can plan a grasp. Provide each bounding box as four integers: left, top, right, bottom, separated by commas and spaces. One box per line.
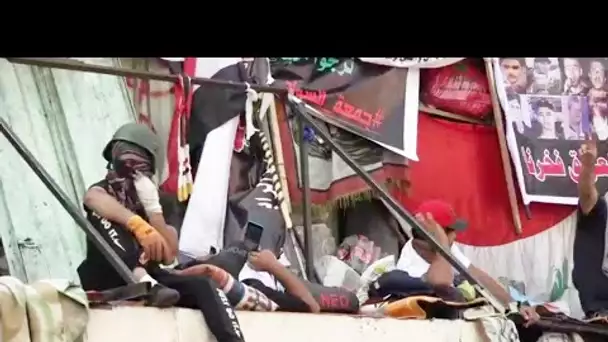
493, 57, 608, 205
270, 57, 415, 159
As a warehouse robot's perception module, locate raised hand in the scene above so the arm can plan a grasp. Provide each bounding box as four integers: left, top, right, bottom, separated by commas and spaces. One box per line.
580, 133, 598, 167
415, 213, 449, 246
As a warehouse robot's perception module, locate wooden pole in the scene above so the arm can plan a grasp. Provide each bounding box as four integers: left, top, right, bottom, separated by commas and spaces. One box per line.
484, 59, 523, 235
260, 97, 310, 280
268, 97, 293, 208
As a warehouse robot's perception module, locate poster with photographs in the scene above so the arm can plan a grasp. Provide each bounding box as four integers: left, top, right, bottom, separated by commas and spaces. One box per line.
494, 58, 608, 205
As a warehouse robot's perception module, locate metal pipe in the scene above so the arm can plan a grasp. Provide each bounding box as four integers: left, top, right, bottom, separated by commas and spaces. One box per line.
9, 58, 493, 128
0, 116, 137, 284
297, 108, 316, 281
287, 94, 506, 313
290, 226, 321, 283
7, 58, 286, 95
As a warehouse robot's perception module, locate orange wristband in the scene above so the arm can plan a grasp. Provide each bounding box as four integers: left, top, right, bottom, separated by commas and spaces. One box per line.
126, 215, 156, 239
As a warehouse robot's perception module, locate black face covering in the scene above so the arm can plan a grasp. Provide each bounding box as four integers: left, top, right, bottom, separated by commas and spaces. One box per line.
105, 141, 154, 213
110, 141, 154, 178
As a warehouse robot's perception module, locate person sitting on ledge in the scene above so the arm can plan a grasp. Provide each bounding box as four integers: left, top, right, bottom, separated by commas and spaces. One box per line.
396, 200, 540, 324
77, 122, 245, 342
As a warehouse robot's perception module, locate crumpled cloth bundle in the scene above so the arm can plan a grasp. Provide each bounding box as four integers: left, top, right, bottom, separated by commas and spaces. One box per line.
0, 276, 89, 342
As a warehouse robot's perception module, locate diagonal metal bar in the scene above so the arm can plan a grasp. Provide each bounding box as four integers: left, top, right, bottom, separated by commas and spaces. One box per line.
0, 116, 137, 284
287, 94, 506, 314
297, 115, 315, 281
7, 58, 286, 94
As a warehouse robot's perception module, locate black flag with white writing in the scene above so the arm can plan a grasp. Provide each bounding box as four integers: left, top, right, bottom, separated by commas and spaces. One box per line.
225, 165, 286, 257
270, 58, 409, 153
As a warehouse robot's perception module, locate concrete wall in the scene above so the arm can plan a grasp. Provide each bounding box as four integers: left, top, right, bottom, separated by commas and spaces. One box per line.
86, 307, 487, 342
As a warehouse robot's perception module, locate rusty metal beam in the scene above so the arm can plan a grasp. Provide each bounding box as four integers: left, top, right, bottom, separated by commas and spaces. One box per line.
7, 58, 285, 94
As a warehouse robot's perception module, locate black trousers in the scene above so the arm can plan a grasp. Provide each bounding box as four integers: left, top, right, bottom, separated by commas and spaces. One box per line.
150, 269, 245, 342
79, 216, 246, 342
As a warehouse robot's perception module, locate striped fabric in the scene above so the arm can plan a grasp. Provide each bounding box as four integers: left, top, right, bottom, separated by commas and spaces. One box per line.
183, 264, 279, 312
0, 276, 88, 342
235, 285, 279, 312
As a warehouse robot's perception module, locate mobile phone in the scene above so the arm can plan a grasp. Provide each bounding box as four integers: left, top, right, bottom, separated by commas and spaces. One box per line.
244, 221, 264, 251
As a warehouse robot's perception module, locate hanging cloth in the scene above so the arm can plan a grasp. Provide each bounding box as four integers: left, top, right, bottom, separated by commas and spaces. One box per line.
162, 58, 196, 201
179, 58, 243, 257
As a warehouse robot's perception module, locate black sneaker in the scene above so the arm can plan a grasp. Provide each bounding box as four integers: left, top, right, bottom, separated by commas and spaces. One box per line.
145, 284, 180, 308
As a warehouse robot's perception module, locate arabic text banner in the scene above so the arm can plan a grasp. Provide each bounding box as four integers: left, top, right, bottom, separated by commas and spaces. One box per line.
270, 57, 418, 160
358, 58, 464, 69
493, 57, 608, 205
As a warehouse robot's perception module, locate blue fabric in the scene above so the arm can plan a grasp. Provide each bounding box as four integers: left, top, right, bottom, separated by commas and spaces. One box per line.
369, 270, 464, 302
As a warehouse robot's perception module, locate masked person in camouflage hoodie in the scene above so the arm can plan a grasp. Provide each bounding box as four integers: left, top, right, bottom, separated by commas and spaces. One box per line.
77, 123, 246, 342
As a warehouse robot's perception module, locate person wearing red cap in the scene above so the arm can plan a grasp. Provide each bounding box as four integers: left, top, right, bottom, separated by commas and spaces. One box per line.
397, 199, 539, 323
396, 200, 468, 279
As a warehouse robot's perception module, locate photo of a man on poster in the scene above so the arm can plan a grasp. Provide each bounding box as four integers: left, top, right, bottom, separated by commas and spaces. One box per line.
563, 95, 588, 140
587, 58, 607, 96
507, 93, 534, 135
499, 58, 528, 94
526, 96, 564, 140
561, 58, 590, 96
526, 58, 562, 95
586, 59, 608, 140
591, 98, 608, 140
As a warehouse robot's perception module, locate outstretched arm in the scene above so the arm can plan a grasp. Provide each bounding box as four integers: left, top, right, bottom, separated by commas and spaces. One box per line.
467, 265, 511, 305
579, 136, 599, 215
468, 264, 540, 325
249, 250, 320, 313
266, 262, 320, 313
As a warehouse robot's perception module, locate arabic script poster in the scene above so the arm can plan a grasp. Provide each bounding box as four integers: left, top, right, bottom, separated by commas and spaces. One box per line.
269, 58, 416, 160
494, 57, 608, 205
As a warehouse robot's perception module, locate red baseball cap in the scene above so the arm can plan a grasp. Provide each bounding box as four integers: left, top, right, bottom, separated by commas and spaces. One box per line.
415, 200, 467, 231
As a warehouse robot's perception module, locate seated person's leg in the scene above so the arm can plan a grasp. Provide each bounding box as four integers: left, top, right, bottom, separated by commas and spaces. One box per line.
243, 278, 309, 312
191, 241, 250, 279
151, 270, 246, 342
175, 263, 279, 311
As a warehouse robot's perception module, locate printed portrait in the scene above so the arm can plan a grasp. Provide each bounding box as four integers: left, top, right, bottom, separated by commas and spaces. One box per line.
525, 58, 562, 95
583, 58, 608, 139
561, 95, 589, 140
524, 95, 564, 140
560, 58, 590, 96
506, 93, 532, 135
499, 58, 528, 94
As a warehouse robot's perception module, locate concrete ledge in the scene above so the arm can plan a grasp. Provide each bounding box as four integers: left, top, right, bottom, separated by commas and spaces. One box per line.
86, 307, 487, 342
